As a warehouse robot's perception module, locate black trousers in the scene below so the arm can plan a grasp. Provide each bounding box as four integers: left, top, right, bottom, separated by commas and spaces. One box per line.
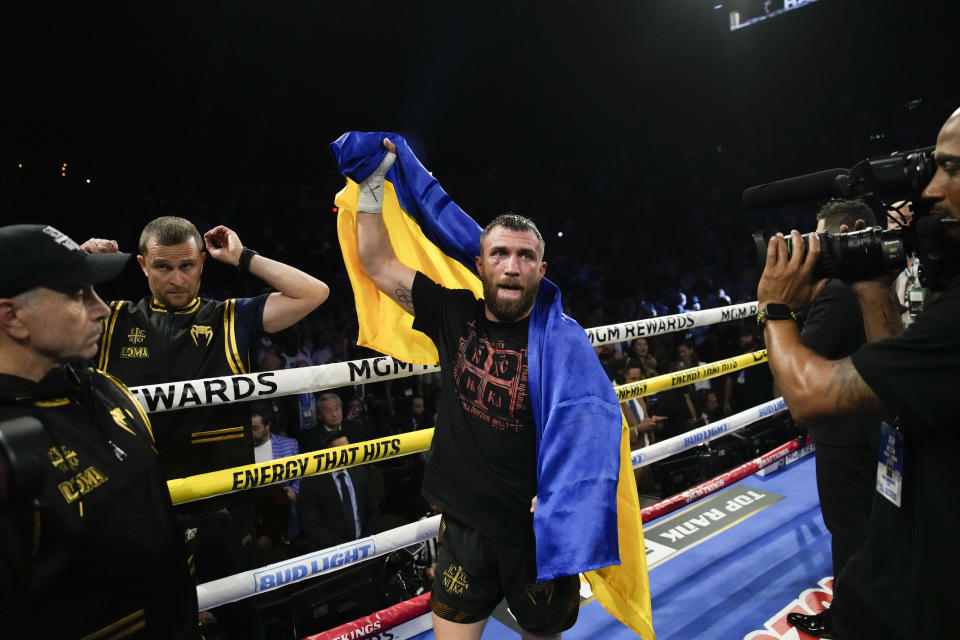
181, 503, 264, 640
832, 578, 907, 640
814, 442, 875, 577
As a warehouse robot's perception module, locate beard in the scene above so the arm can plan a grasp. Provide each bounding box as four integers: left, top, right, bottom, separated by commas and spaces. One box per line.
930, 202, 960, 221
482, 277, 538, 322
924, 204, 960, 247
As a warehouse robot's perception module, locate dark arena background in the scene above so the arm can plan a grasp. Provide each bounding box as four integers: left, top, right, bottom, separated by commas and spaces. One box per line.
3, 1, 958, 639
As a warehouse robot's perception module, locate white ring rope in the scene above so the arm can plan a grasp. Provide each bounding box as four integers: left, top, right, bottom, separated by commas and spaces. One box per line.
197, 515, 441, 610
196, 395, 789, 609
587, 301, 758, 346
631, 397, 788, 469
128, 301, 759, 413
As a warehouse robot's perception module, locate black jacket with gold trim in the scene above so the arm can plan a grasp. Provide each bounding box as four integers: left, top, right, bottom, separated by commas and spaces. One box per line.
0, 365, 199, 639
97, 295, 267, 484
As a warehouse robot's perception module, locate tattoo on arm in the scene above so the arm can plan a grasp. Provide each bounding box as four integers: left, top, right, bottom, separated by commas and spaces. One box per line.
876, 303, 903, 336
860, 290, 904, 341
395, 281, 414, 314
824, 359, 880, 413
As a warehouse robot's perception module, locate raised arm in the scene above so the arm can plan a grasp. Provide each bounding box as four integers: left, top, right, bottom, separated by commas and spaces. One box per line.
355, 138, 417, 315
757, 231, 888, 424
203, 225, 330, 334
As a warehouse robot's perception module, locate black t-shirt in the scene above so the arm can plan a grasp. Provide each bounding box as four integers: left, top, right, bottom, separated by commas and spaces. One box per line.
412, 272, 537, 548
801, 279, 879, 447
846, 281, 960, 637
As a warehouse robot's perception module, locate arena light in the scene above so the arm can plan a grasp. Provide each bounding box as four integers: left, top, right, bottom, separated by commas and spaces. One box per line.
728, 0, 822, 32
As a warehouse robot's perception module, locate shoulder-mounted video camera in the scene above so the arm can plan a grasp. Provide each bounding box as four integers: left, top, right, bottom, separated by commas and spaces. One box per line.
746, 146, 960, 291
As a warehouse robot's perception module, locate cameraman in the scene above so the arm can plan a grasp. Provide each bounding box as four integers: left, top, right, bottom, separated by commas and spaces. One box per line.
0, 225, 198, 638
756, 108, 960, 639
798, 200, 882, 599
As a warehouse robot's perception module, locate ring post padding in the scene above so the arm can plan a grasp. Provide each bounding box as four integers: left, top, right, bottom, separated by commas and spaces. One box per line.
167, 429, 434, 505
196, 515, 441, 610
615, 349, 768, 402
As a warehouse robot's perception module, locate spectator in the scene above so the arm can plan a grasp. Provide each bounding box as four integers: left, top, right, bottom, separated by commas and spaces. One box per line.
393, 394, 428, 434
695, 388, 724, 425
622, 361, 666, 495
628, 337, 659, 378
595, 342, 624, 383
251, 403, 301, 556
723, 326, 773, 415
297, 431, 380, 550
301, 392, 370, 452
672, 339, 711, 391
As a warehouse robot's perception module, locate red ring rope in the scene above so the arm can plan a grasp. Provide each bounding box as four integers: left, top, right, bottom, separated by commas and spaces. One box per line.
640, 436, 811, 523
303, 592, 431, 640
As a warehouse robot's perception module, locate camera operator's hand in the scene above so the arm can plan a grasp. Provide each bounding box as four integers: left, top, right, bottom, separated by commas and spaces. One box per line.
757, 230, 829, 310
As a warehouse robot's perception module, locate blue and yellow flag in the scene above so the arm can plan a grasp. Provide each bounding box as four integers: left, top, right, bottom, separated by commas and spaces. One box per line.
332, 132, 653, 639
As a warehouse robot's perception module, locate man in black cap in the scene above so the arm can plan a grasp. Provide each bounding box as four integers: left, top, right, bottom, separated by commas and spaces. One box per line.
0, 224, 198, 639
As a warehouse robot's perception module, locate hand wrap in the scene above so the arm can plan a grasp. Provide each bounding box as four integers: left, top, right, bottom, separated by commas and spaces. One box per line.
356, 150, 397, 214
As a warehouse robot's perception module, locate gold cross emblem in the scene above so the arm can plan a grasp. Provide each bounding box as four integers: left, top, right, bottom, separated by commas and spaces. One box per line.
47, 446, 79, 472
442, 565, 470, 595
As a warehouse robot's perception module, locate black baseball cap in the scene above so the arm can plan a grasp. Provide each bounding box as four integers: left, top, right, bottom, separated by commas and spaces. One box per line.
0, 224, 130, 298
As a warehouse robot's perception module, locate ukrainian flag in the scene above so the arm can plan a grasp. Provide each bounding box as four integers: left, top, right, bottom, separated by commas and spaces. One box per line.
332, 132, 653, 639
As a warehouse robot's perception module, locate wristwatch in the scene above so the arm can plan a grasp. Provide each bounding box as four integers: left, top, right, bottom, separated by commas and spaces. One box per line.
756, 303, 797, 326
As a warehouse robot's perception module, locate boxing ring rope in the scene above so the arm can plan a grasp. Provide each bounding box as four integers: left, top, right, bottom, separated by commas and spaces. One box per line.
166, 351, 768, 505
640, 434, 812, 523
615, 350, 767, 402
127, 302, 759, 415
168, 429, 435, 505
304, 593, 433, 640
197, 516, 442, 610
586, 301, 758, 346
195, 396, 794, 610
630, 397, 786, 469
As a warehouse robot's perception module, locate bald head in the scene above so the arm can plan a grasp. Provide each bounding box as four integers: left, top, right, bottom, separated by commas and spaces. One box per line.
922, 107, 960, 220
946, 106, 960, 127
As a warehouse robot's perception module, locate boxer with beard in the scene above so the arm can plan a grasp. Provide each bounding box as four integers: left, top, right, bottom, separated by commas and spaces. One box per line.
355, 138, 580, 640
